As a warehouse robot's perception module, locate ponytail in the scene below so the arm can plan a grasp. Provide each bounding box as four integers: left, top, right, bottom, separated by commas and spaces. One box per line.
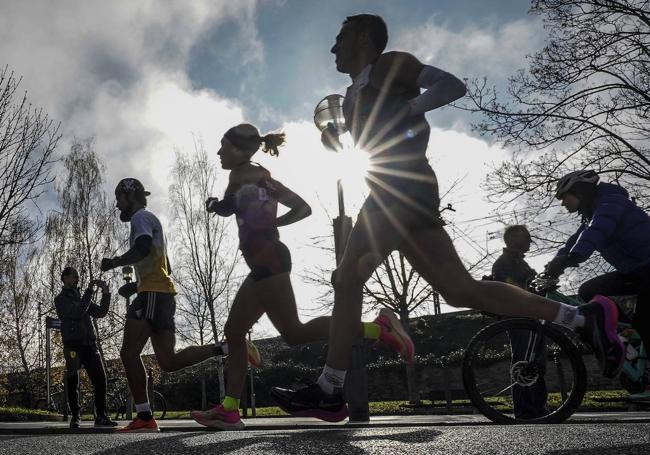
260, 132, 285, 157
224, 124, 285, 157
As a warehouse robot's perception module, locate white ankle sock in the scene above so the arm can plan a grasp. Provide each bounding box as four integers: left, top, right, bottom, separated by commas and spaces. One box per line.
135, 402, 151, 413
317, 365, 346, 394
553, 303, 585, 329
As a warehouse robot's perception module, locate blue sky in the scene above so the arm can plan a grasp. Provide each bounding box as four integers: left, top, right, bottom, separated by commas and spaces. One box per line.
1, 0, 559, 337
188, 0, 537, 131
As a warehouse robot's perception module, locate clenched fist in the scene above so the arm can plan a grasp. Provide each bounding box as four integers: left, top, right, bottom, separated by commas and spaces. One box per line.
100, 257, 117, 272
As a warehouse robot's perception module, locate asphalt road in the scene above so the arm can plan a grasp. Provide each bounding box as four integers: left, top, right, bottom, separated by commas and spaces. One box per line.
1, 424, 649, 455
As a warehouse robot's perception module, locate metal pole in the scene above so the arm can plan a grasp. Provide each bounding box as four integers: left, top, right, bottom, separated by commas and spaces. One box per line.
332, 178, 368, 422
125, 289, 133, 420
333, 181, 352, 264
248, 332, 256, 418
345, 341, 370, 422
122, 266, 134, 421
45, 323, 51, 409
62, 369, 69, 420
337, 180, 345, 218
217, 356, 225, 402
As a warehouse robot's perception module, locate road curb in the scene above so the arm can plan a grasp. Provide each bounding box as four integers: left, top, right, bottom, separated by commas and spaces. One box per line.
2, 415, 650, 435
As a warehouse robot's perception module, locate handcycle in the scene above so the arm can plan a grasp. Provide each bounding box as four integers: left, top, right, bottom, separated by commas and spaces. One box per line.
33, 384, 69, 415
102, 368, 167, 420
33, 382, 95, 417
55, 367, 168, 420
462, 275, 648, 424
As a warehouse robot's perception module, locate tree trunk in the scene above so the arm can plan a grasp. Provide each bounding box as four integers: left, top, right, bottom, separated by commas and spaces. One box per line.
405, 363, 420, 405
200, 366, 207, 410
399, 311, 420, 404
217, 357, 225, 402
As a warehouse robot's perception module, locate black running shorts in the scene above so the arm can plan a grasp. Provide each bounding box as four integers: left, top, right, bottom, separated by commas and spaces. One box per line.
240, 239, 292, 282
126, 291, 176, 333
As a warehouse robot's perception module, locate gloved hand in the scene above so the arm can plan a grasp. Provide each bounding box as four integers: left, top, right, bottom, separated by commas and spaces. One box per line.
100, 257, 117, 272
545, 255, 569, 278
544, 254, 579, 278
118, 282, 138, 299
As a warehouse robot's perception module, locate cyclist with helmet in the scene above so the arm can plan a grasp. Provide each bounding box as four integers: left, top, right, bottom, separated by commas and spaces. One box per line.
545, 170, 650, 402
190, 124, 414, 430
270, 14, 624, 423
100, 178, 236, 432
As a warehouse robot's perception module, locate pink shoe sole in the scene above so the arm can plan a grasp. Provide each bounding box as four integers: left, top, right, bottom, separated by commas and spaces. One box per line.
591, 295, 625, 374
377, 309, 415, 365
292, 405, 350, 423
191, 410, 244, 430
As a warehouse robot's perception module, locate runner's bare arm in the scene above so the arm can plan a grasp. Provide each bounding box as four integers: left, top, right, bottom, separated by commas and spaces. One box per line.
371, 51, 466, 114
272, 179, 312, 227
100, 235, 152, 271
206, 174, 239, 216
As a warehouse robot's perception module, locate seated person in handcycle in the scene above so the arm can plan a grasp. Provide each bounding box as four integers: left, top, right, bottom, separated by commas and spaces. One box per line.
544, 170, 650, 403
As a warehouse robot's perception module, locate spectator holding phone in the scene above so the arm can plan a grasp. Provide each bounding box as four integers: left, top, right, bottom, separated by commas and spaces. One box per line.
54, 266, 116, 428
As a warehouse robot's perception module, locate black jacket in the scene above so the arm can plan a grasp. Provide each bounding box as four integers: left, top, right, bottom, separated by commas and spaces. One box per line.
54, 287, 110, 347
491, 248, 537, 290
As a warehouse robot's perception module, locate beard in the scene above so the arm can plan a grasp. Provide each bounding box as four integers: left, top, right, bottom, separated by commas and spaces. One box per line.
119, 205, 134, 222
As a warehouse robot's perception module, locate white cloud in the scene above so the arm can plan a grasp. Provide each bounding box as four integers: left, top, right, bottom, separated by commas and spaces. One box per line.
0, 0, 261, 208
0, 1, 553, 338
392, 17, 544, 79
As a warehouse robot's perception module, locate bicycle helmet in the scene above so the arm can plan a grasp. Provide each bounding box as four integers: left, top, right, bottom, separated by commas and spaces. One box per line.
555, 170, 599, 199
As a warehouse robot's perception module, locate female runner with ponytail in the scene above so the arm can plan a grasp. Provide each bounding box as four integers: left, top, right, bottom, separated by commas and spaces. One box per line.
190, 123, 412, 429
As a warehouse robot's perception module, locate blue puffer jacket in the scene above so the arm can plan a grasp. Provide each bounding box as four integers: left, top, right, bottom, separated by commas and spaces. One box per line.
558, 182, 650, 273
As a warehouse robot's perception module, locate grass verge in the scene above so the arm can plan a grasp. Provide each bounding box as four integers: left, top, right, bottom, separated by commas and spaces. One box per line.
0, 406, 63, 422
2, 391, 637, 421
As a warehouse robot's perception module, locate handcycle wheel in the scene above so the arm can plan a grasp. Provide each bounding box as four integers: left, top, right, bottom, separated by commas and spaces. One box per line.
150, 391, 167, 420
34, 394, 66, 414
462, 318, 587, 424
102, 393, 124, 420
84, 393, 123, 419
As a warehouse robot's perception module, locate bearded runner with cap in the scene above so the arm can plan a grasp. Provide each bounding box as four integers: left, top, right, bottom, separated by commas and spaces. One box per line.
100, 178, 259, 433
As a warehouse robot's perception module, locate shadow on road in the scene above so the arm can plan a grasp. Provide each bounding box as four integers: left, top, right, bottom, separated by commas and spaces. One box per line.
548, 444, 650, 455
93, 428, 443, 454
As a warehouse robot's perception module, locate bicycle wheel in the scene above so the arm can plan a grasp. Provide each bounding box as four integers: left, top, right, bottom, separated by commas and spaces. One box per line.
150, 391, 167, 420
462, 318, 587, 424
80, 398, 96, 418
103, 393, 124, 420
35, 393, 66, 414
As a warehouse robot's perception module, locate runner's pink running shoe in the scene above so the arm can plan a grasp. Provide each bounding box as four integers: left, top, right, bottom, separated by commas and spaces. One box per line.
578, 295, 624, 379
191, 404, 245, 430
373, 309, 415, 365
246, 339, 262, 368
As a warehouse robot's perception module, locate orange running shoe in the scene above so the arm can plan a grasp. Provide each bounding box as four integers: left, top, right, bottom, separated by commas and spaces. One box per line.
373, 309, 415, 365
114, 417, 160, 433
246, 339, 262, 367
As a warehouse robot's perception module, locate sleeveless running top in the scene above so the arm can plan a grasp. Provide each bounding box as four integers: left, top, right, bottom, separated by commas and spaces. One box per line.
343, 60, 438, 208
231, 166, 280, 247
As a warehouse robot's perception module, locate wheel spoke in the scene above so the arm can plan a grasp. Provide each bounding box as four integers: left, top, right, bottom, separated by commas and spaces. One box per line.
463, 318, 586, 424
